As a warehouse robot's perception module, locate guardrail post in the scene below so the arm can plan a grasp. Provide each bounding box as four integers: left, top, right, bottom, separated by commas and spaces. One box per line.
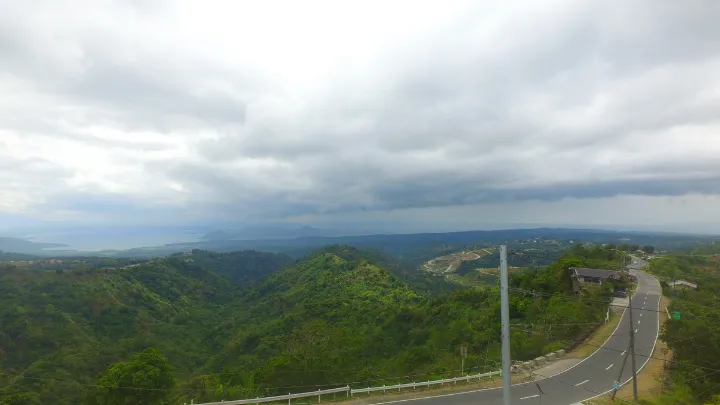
318, 389, 321, 403
288, 393, 291, 405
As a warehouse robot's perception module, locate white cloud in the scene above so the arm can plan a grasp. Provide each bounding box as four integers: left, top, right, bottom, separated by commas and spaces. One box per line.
1, 0, 720, 230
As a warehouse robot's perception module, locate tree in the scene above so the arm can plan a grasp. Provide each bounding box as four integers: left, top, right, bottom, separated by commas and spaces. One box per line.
0, 393, 41, 405
92, 348, 175, 405
641, 245, 655, 254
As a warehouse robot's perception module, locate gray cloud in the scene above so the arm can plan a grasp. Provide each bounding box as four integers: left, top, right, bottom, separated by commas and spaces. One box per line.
1, 0, 720, 226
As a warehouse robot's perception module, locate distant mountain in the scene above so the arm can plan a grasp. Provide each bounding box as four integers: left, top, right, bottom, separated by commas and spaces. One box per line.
109, 227, 719, 259
0, 251, 44, 261
4, 227, 717, 260
0, 236, 66, 254
200, 225, 367, 241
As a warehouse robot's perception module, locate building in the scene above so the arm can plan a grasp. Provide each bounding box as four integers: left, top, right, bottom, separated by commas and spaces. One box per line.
668, 280, 698, 290
570, 267, 622, 285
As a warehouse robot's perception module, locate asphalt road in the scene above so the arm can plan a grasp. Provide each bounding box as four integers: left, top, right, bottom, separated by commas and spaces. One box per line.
376, 257, 661, 405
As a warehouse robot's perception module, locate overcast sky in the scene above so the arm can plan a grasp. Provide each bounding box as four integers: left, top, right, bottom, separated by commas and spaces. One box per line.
2, 0, 720, 235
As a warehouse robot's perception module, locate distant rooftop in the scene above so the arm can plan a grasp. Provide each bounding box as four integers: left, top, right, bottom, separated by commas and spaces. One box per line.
570, 267, 621, 279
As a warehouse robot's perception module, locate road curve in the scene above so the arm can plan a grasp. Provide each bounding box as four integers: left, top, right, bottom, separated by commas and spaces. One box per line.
373, 258, 661, 405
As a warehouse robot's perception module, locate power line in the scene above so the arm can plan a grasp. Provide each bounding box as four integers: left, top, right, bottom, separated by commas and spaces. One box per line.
511, 328, 720, 375
508, 286, 720, 321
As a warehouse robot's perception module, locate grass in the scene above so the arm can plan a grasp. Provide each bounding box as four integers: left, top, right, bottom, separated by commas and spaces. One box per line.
570, 306, 624, 359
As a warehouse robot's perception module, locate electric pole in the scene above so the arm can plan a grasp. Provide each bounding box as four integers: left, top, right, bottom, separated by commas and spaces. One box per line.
500, 245, 512, 405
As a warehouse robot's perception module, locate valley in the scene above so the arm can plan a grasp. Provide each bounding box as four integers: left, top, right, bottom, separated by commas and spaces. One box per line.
0, 242, 628, 404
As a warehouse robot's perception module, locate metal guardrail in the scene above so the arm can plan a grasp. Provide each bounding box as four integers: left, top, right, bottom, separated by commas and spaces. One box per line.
350, 370, 501, 395
194, 386, 350, 405
191, 370, 502, 405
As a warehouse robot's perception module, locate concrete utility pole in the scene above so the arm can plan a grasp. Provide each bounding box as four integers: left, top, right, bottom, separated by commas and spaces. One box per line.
500, 245, 512, 405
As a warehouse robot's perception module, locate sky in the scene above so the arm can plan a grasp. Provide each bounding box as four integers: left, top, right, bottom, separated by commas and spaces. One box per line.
2, 0, 720, 240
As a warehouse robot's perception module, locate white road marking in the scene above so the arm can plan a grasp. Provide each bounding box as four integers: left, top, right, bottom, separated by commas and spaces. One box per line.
635, 329, 638, 333
576, 380, 589, 386
621, 350, 626, 356
520, 395, 540, 400
640, 313, 643, 317
606, 364, 614, 370
638, 320, 641, 324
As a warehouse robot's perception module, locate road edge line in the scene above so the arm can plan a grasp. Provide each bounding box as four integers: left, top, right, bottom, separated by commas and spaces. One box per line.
579, 271, 661, 403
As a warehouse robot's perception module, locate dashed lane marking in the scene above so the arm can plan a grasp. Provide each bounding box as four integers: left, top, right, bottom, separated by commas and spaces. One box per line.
576, 380, 589, 386
606, 364, 614, 370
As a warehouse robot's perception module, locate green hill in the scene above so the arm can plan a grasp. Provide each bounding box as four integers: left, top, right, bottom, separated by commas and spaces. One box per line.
189, 245, 618, 403
0, 244, 622, 405
178, 249, 294, 286
0, 250, 290, 404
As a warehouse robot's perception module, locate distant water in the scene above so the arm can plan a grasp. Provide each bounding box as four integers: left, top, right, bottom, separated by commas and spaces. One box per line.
26, 231, 203, 252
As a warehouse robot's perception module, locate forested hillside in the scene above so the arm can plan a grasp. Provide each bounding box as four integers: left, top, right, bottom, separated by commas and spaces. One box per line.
172, 245, 622, 403
0, 250, 291, 405
645, 254, 720, 404
0, 244, 625, 404
178, 249, 294, 286
0, 257, 231, 404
